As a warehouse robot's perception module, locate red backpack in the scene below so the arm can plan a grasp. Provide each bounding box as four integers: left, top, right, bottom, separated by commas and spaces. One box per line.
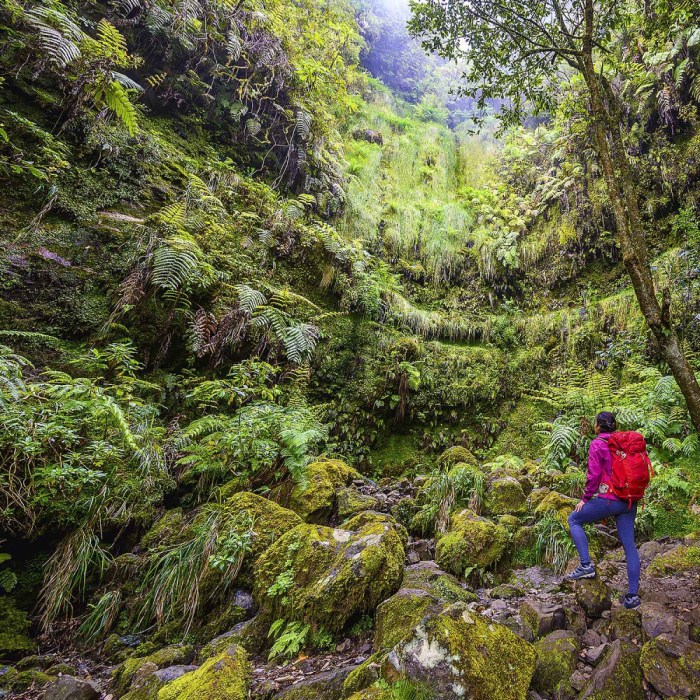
603, 431, 653, 505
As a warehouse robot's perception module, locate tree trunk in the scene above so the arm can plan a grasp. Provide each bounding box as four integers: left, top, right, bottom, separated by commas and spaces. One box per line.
579, 8, 700, 431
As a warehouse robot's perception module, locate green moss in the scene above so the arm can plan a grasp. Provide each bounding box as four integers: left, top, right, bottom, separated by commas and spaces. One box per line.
402, 563, 477, 604
647, 545, 700, 576
141, 509, 185, 550
639, 635, 700, 698
439, 446, 479, 467
434, 509, 508, 577
114, 644, 194, 693
343, 650, 389, 697
0, 666, 17, 689
253, 520, 404, 633
158, 645, 251, 700
8, 668, 55, 692
389, 603, 536, 699
337, 487, 380, 521
532, 630, 580, 696
199, 615, 269, 660
533, 491, 577, 519
0, 598, 36, 658
286, 459, 362, 523
343, 511, 409, 548
484, 477, 527, 515
580, 639, 644, 700
374, 589, 440, 651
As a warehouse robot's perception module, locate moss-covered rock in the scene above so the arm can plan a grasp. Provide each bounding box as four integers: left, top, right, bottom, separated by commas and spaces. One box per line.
141, 509, 185, 550
336, 487, 380, 521
528, 487, 551, 509
610, 607, 642, 641
434, 509, 508, 577
574, 578, 612, 618
0, 597, 36, 659
157, 645, 251, 700
385, 603, 536, 699
343, 511, 408, 548
374, 588, 443, 651
402, 561, 477, 604
342, 650, 389, 697
532, 629, 580, 697
498, 514, 522, 532
253, 520, 404, 633
579, 639, 644, 700
114, 644, 195, 694
439, 446, 479, 467
346, 689, 390, 700
7, 668, 55, 692
639, 633, 700, 698
274, 666, 357, 699
647, 544, 700, 576
484, 477, 527, 516
533, 491, 577, 520
285, 459, 362, 524
520, 600, 566, 638
491, 583, 525, 599
0, 665, 17, 689
200, 614, 270, 660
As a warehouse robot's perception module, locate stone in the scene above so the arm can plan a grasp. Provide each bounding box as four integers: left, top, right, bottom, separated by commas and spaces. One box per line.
647, 545, 700, 576
157, 645, 250, 700
434, 509, 508, 577
342, 650, 389, 697
582, 630, 603, 647
385, 603, 537, 700
253, 519, 404, 633
579, 639, 644, 700
583, 643, 608, 667
533, 491, 577, 520
41, 676, 99, 700
565, 605, 588, 636
637, 541, 664, 561
492, 583, 525, 599
141, 508, 185, 550
374, 588, 443, 651
528, 487, 551, 509
574, 578, 612, 618
285, 459, 363, 524
336, 487, 380, 521
640, 602, 690, 641
200, 614, 270, 659
342, 512, 408, 548
484, 477, 528, 516
0, 597, 36, 659
401, 561, 478, 604
610, 606, 642, 641
570, 669, 587, 692
520, 599, 566, 638
113, 644, 195, 694
274, 665, 357, 698
531, 629, 580, 698
640, 633, 700, 698
503, 615, 536, 642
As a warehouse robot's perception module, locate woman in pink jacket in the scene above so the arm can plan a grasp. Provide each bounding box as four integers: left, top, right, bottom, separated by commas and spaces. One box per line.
565, 412, 641, 609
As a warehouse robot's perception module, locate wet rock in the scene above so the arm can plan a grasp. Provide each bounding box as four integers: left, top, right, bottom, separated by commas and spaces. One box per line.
200, 614, 270, 659
503, 615, 535, 642
640, 633, 700, 698
520, 599, 566, 637
574, 578, 612, 618
158, 644, 250, 700
41, 676, 99, 700
253, 520, 404, 632
640, 601, 690, 641
579, 639, 644, 700
385, 603, 537, 699
434, 509, 508, 577
531, 629, 580, 698
274, 665, 357, 699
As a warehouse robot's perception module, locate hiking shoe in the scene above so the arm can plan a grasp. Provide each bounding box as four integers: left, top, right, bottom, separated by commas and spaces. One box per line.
622, 594, 641, 610
565, 562, 596, 581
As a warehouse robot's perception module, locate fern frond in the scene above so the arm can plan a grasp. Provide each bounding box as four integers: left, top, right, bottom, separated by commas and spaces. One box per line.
100, 81, 139, 136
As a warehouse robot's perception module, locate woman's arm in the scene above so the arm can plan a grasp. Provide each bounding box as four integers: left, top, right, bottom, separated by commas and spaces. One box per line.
582, 439, 604, 502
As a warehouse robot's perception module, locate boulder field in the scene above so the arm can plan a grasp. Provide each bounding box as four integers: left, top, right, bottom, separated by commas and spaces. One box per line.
1, 458, 698, 699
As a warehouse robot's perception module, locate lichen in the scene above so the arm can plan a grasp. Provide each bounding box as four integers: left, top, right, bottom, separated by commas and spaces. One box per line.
374, 588, 441, 651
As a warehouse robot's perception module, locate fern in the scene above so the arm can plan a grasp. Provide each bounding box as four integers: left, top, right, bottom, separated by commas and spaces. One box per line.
100, 81, 139, 136
152, 235, 202, 291
226, 29, 242, 61
235, 284, 267, 314
268, 620, 310, 661
295, 110, 311, 140
25, 6, 84, 67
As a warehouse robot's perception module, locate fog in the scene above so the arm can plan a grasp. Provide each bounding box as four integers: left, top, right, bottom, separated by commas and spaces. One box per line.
372, 0, 412, 18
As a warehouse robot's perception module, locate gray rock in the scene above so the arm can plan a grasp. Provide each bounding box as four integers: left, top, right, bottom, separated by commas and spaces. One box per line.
640, 601, 690, 641
579, 639, 644, 700
521, 599, 566, 637
153, 665, 198, 682
583, 642, 608, 667
274, 665, 358, 698
640, 633, 700, 698
582, 629, 602, 647
574, 578, 612, 618
41, 676, 99, 700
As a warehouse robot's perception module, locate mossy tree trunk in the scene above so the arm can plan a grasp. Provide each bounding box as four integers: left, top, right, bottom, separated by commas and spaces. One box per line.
578, 0, 700, 432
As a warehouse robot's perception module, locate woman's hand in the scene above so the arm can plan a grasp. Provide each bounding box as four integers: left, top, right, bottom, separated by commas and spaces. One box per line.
574, 500, 586, 512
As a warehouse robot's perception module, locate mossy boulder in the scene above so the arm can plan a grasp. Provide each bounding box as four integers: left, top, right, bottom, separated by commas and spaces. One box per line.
434, 509, 508, 578
640, 633, 700, 698
492, 583, 525, 599
520, 600, 566, 638
374, 588, 443, 651
342, 650, 389, 697
385, 603, 536, 699
532, 629, 580, 697
439, 446, 479, 467
285, 459, 362, 524
253, 520, 404, 633
7, 668, 55, 692
336, 487, 380, 521
42, 676, 100, 700
274, 666, 357, 699
141, 508, 185, 550
647, 544, 700, 576
534, 491, 577, 521
0, 665, 17, 689
402, 561, 477, 604
574, 578, 612, 618
346, 689, 390, 700
484, 477, 527, 516
0, 597, 36, 659
114, 644, 195, 694
122, 665, 198, 700
498, 514, 522, 532
610, 607, 642, 641
157, 644, 251, 700
579, 639, 644, 700
343, 511, 408, 548
200, 615, 270, 660
529, 487, 551, 509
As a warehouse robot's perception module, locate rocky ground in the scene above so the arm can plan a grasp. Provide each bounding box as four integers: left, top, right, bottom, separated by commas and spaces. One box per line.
1, 460, 698, 700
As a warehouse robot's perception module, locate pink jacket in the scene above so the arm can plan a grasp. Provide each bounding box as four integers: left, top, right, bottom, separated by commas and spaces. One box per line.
583, 434, 618, 502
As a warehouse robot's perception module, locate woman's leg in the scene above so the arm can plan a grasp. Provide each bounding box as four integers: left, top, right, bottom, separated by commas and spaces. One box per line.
568, 497, 615, 564
614, 503, 640, 595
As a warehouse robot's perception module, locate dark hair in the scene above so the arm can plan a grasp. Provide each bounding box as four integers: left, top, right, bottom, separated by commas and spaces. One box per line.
596, 411, 617, 433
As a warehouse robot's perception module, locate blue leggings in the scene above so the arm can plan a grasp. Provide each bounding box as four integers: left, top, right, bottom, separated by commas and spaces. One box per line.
568, 497, 640, 595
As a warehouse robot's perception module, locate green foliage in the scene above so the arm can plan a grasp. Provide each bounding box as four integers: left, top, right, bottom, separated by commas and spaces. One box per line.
78, 590, 122, 642
267, 619, 309, 661
534, 512, 576, 575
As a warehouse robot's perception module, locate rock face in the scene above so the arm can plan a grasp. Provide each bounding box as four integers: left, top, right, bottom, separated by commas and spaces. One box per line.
579, 639, 644, 700
42, 676, 100, 700
285, 459, 362, 523
434, 509, 508, 577
531, 629, 580, 698
640, 634, 700, 698
385, 603, 536, 700
253, 520, 404, 632
158, 645, 250, 700
484, 476, 527, 515
574, 578, 612, 618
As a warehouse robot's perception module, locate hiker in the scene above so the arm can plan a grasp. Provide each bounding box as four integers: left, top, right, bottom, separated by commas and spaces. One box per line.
565, 411, 642, 609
